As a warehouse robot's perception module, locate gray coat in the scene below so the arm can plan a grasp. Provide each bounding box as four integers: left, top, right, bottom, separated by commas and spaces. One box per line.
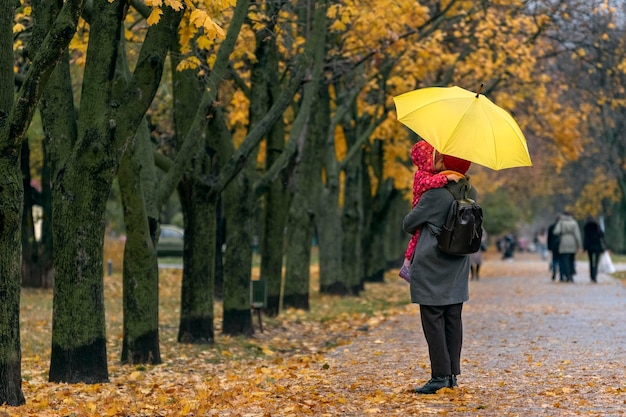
554, 214, 582, 254
402, 178, 477, 306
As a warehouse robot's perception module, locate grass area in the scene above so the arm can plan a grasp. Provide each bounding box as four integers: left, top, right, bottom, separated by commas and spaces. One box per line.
611, 252, 626, 263
156, 256, 183, 264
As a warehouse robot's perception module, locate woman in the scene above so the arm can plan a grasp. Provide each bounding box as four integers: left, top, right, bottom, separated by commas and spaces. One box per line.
402, 152, 475, 394
583, 215, 604, 282
554, 211, 582, 282
399, 141, 463, 281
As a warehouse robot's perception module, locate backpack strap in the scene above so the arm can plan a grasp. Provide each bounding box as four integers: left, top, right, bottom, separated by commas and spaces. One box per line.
427, 181, 474, 237
444, 181, 473, 201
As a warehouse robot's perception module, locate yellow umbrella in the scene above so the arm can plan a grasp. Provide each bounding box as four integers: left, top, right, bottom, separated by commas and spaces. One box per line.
393, 85, 532, 170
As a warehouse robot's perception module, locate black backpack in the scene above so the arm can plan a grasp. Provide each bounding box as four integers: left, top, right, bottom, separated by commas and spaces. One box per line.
437, 183, 483, 255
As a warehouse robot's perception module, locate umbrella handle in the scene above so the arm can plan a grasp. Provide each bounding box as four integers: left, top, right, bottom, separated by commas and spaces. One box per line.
476, 84, 483, 98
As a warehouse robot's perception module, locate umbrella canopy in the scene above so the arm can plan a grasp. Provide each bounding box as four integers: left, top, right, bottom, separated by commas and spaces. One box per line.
393, 86, 532, 170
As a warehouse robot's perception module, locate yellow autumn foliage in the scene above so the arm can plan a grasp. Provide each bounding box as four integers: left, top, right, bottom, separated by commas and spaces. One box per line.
146, 7, 163, 25
337, 0, 562, 200
13, 0, 622, 233
568, 168, 621, 218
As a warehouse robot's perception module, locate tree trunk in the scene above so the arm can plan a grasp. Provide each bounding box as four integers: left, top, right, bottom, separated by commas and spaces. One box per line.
119, 121, 161, 364
38, 50, 78, 297
39, 49, 78, 291
316, 87, 346, 295
605, 195, 626, 253
260, 167, 290, 316
40, 140, 55, 288
177, 176, 217, 343
216, 0, 314, 333
177, 189, 217, 343
334, 92, 383, 294
283, 83, 328, 310
0, 154, 26, 406
48, 157, 112, 382
255, 1, 289, 317
177, 194, 218, 343
280, 0, 328, 310
385, 190, 409, 269
283, 199, 314, 310
341, 152, 365, 295
39, 49, 77, 291
360, 152, 381, 283
362, 141, 395, 283
222, 170, 255, 336
282, 103, 321, 309
217, 85, 259, 333
170, 45, 218, 344
21, 139, 43, 287
364, 178, 395, 283
317, 199, 346, 294
111, 6, 185, 362
214, 197, 225, 300
49, 0, 128, 383
36, 0, 78, 288
1, 0, 83, 403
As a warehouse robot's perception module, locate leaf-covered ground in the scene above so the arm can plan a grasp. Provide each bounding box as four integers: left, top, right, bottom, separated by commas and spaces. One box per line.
3, 252, 626, 416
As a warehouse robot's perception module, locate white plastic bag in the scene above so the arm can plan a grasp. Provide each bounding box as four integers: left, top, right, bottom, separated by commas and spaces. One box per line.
599, 251, 616, 274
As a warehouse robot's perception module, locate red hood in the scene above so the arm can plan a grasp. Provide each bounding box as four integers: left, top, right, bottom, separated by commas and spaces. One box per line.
410, 141, 436, 173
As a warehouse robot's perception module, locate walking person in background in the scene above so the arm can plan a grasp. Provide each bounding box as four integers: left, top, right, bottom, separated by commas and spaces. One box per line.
547, 216, 561, 281
583, 215, 604, 283
402, 151, 474, 394
399, 141, 463, 282
554, 211, 582, 282
500, 233, 516, 261
535, 227, 548, 260
470, 227, 487, 281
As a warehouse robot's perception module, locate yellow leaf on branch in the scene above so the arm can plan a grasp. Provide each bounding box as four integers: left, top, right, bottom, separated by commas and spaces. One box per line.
147, 8, 163, 25
165, 0, 184, 11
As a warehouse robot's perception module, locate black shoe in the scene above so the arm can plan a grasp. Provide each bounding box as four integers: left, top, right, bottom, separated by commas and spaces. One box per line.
414, 376, 451, 394
450, 375, 458, 387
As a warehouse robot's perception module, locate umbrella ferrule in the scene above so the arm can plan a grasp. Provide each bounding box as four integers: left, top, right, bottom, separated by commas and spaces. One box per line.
476, 84, 483, 98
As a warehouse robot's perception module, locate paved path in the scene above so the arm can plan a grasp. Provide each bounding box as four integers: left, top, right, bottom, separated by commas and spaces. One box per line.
320, 254, 626, 416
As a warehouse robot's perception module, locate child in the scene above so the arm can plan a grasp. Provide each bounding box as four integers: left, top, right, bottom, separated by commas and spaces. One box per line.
399, 142, 470, 282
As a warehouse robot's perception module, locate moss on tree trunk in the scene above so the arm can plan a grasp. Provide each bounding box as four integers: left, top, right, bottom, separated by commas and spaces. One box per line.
254, 0, 289, 318
49, 165, 111, 382
177, 177, 217, 344
221, 170, 255, 337
119, 125, 161, 364
0, 156, 26, 406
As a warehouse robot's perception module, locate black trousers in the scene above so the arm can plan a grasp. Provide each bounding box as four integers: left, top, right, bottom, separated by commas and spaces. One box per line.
588, 250, 601, 281
419, 303, 463, 377
559, 253, 575, 281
